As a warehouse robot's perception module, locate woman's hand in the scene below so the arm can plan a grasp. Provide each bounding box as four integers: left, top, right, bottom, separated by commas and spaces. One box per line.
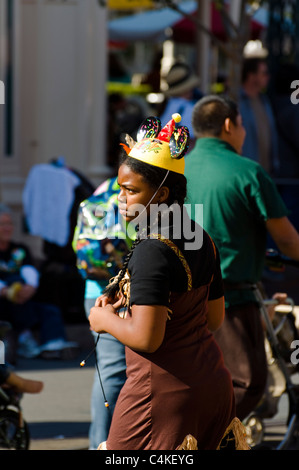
89, 303, 117, 334
89, 302, 168, 353
95, 293, 126, 309
94, 294, 111, 308
267, 292, 288, 322
89, 296, 125, 333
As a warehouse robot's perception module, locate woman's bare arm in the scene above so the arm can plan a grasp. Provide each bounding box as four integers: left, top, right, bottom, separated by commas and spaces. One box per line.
89, 303, 168, 353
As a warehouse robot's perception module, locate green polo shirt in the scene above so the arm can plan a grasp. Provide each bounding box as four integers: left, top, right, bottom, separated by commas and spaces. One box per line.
184, 137, 288, 307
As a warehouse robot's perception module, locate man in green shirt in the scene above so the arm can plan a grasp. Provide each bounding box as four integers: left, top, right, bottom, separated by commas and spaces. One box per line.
185, 95, 299, 421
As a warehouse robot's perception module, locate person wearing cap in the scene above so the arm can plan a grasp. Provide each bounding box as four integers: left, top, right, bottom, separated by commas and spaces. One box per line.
159, 61, 202, 145
0, 204, 78, 360
88, 114, 249, 450
184, 95, 299, 422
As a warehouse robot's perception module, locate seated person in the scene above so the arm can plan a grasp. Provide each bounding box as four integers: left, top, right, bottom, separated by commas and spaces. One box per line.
0, 204, 77, 360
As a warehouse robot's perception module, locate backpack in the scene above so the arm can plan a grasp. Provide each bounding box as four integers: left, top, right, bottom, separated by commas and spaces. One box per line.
72, 177, 132, 281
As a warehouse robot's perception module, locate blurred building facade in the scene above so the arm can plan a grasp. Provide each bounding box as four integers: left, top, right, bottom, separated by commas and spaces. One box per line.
0, 0, 109, 222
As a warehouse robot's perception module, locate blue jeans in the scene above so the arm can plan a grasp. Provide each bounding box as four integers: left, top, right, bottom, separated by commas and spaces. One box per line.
85, 298, 126, 449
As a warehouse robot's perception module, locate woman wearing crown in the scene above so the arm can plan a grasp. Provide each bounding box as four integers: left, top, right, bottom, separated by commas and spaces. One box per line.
88, 114, 248, 450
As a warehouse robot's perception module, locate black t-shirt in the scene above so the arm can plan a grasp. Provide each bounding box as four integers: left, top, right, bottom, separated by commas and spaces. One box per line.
128, 221, 224, 307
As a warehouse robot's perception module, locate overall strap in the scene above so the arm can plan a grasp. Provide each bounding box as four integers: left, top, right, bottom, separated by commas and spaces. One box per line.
149, 233, 192, 291
206, 233, 217, 284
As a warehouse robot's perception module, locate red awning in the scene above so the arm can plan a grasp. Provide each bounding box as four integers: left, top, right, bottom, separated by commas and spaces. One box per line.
172, 3, 265, 44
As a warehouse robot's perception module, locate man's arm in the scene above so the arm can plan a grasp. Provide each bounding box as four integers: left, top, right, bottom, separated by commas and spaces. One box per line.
266, 216, 299, 260
207, 297, 225, 331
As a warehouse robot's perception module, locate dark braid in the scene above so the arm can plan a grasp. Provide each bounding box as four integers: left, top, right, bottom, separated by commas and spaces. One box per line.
104, 155, 187, 302
103, 237, 142, 301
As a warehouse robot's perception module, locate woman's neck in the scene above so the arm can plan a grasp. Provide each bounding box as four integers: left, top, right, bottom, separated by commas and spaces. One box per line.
137, 203, 183, 240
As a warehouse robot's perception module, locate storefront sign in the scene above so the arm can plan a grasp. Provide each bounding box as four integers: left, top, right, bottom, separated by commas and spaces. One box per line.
108, 0, 153, 9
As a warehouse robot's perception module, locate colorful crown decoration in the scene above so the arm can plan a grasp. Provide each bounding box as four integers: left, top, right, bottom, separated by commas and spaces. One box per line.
121, 114, 190, 175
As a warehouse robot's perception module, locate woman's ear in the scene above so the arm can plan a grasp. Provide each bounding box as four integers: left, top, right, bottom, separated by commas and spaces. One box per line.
158, 186, 170, 204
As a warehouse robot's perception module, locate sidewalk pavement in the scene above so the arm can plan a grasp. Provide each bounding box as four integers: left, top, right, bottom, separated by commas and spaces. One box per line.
17, 323, 95, 450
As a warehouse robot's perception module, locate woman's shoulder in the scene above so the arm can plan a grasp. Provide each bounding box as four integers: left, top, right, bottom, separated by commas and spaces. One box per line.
131, 221, 212, 258
132, 237, 175, 259
129, 237, 185, 278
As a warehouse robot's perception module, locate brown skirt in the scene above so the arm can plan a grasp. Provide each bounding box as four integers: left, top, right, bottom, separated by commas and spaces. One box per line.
99, 417, 250, 450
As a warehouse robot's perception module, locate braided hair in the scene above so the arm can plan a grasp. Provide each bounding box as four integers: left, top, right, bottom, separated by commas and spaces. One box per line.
103, 156, 187, 303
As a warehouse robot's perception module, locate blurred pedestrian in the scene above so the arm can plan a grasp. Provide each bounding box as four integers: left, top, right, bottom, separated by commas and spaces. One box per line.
239, 57, 279, 176
0, 204, 78, 360
141, 50, 163, 93
159, 61, 203, 147
271, 63, 299, 231
185, 95, 299, 421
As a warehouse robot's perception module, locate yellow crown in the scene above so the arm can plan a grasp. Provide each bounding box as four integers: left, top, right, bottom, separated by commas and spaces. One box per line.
122, 114, 189, 175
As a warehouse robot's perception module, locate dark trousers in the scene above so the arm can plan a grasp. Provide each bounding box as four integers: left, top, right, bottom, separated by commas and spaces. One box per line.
213, 302, 267, 421
0, 298, 66, 344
